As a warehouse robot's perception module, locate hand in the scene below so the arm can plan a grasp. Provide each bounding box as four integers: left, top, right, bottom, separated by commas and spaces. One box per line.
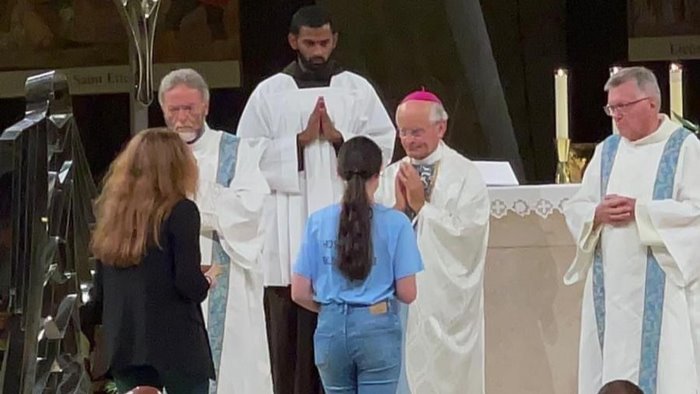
393, 174, 407, 212
204, 264, 224, 289
298, 98, 322, 147
318, 97, 343, 144
594, 194, 636, 228
397, 163, 425, 213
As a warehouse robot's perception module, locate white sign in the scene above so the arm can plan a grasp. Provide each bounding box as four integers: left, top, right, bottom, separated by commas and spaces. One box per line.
0, 61, 241, 98
474, 161, 520, 186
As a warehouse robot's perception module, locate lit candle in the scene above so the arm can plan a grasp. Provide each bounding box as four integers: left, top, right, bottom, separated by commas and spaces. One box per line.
670, 63, 683, 119
609, 66, 622, 134
554, 68, 569, 139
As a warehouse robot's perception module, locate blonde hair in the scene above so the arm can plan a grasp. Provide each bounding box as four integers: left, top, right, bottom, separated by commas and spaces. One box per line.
91, 128, 198, 267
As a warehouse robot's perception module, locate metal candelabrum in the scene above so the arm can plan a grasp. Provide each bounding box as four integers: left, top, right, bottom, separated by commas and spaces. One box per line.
555, 138, 571, 184
114, 0, 162, 106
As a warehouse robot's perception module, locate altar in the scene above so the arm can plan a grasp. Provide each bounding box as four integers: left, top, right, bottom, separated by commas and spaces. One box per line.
484, 184, 583, 394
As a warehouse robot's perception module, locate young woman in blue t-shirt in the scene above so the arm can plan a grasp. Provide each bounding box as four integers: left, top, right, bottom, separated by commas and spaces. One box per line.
291, 136, 424, 393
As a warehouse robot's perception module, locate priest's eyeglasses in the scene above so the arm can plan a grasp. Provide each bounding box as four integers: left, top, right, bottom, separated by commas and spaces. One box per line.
603, 97, 650, 116
398, 128, 426, 138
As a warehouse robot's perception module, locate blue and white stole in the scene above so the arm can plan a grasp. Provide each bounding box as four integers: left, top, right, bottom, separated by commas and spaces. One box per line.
207, 132, 240, 393
593, 128, 690, 394
405, 163, 438, 221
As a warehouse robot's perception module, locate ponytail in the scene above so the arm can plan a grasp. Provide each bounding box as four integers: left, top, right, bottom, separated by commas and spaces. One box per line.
335, 136, 382, 281
336, 172, 373, 280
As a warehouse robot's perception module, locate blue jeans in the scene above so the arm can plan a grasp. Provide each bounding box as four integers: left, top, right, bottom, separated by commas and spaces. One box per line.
396, 302, 411, 394
314, 300, 402, 394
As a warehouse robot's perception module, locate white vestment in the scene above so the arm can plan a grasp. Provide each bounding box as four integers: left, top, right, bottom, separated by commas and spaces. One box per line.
375, 141, 490, 394
564, 115, 700, 394
236, 71, 395, 286
191, 125, 273, 394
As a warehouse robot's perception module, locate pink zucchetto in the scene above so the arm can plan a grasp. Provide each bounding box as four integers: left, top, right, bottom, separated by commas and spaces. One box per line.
399, 88, 443, 106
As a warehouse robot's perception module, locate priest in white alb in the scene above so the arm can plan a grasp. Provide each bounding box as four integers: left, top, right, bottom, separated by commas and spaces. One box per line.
159, 68, 274, 394
235, 6, 395, 394
375, 90, 490, 394
564, 66, 700, 394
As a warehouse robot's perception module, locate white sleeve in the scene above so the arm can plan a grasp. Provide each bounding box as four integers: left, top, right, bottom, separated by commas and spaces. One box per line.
348, 81, 396, 166
635, 138, 700, 285
374, 165, 399, 208
236, 87, 300, 194
415, 165, 490, 272
196, 139, 270, 270
563, 144, 603, 285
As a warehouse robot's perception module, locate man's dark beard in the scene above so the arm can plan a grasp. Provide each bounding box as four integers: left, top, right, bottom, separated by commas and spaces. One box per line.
283, 54, 342, 88
298, 54, 328, 71
297, 54, 336, 80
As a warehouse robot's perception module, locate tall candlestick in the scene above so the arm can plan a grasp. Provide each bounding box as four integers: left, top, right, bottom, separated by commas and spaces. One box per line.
609, 66, 622, 134
670, 63, 683, 120
554, 68, 569, 139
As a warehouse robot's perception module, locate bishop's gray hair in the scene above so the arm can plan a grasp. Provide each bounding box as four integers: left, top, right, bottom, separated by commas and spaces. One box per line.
604, 66, 661, 107
429, 102, 449, 123
158, 68, 210, 106
396, 102, 449, 124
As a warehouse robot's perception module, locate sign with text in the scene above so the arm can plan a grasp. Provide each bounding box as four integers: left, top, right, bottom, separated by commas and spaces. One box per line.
0, 0, 241, 93
0, 61, 240, 98
628, 1, 700, 60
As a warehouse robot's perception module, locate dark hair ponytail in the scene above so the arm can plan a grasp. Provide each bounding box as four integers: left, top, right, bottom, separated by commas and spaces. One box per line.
336, 137, 383, 281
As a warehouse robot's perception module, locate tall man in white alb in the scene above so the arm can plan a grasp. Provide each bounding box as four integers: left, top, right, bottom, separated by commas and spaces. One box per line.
235, 5, 395, 394
159, 68, 273, 394
564, 66, 700, 394
375, 90, 490, 394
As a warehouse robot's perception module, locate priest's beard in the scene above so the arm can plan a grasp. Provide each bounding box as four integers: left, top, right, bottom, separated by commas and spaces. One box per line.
297, 53, 334, 79
176, 127, 203, 144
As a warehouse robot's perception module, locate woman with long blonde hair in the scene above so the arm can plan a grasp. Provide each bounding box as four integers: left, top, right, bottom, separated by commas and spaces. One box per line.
85, 128, 216, 394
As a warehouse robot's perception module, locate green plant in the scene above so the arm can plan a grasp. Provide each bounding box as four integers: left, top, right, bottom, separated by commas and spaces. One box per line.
104, 381, 119, 394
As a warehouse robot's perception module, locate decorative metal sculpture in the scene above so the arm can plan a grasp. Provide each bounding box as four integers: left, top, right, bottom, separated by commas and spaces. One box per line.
114, 0, 162, 106
0, 71, 97, 394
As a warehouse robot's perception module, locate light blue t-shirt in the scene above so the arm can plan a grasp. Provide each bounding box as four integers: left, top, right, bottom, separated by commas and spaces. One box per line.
293, 203, 424, 305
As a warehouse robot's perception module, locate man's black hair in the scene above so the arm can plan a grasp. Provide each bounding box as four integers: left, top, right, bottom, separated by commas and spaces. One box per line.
289, 5, 334, 34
